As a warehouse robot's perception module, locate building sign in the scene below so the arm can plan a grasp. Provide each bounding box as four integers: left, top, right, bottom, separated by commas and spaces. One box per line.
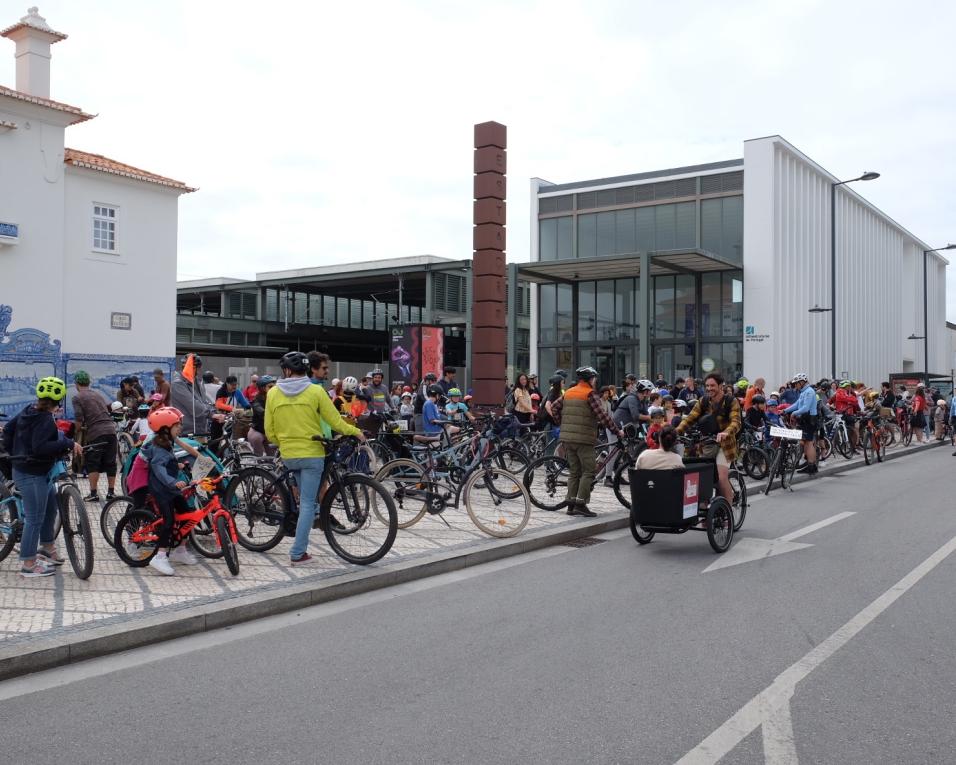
0, 221, 19, 242
744, 325, 770, 343
701, 357, 715, 373
110, 312, 132, 330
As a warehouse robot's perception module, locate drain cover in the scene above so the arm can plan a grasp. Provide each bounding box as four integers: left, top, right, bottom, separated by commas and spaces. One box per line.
563, 536, 607, 548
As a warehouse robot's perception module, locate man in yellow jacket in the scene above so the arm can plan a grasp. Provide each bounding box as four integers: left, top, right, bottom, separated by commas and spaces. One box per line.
266, 351, 364, 566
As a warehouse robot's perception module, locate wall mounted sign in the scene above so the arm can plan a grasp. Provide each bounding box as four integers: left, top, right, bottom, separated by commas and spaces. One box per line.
110, 312, 132, 330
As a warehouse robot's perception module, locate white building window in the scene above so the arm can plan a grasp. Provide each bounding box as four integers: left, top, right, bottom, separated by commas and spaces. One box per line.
92, 204, 118, 252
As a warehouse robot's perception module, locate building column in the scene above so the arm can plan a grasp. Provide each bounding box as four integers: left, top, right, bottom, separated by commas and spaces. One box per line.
639, 252, 651, 378
506, 262, 519, 382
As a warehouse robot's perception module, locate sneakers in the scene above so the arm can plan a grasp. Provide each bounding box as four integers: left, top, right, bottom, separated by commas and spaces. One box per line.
20, 560, 56, 578
35, 547, 65, 566
169, 546, 199, 565
83, 492, 99, 503
149, 553, 175, 576
290, 553, 313, 566
105, 490, 116, 501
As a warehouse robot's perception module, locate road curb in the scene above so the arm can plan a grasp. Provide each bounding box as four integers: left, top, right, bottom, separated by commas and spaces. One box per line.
0, 513, 628, 682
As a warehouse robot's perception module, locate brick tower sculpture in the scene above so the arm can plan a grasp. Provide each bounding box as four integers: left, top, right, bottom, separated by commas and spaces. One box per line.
470, 121, 507, 408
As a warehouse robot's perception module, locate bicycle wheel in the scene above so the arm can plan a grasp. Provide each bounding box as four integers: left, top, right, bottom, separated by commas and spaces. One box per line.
58, 484, 94, 579
215, 514, 240, 576
374, 459, 429, 528
950, 425, 955, 447
523, 455, 570, 511
612, 458, 632, 509
874, 429, 885, 463
494, 447, 529, 476
0, 484, 19, 563
367, 439, 394, 466
99, 495, 133, 548
780, 446, 798, 490
189, 514, 224, 558
861, 430, 871, 465
113, 509, 160, 567
117, 432, 135, 470
463, 466, 531, 538
222, 466, 288, 552
743, 446, 769, 480
833, 427, 853, 459
728, 469, 748, 531
629, 508, 654, 544
706, 497, 734, 553
902, 421, 913, 446
764, 448, 781, 495
321, 474, 397, 565
347, 444, 379, 476
816, 435, 832, 462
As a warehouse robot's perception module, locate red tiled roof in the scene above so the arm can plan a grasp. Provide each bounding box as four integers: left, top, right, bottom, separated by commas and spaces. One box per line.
64, 148, 196, 193
0, 84, 94, 124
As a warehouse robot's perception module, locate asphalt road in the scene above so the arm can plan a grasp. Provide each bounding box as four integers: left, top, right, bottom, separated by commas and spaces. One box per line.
1, 446, 953, 765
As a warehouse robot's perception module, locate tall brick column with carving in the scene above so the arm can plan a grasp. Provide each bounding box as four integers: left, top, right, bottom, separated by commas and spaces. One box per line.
471, 121, 507, 408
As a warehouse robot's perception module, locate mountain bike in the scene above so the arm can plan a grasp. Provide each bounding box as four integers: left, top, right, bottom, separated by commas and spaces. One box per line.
222, 436, 398, 564
860, 410, 888, 465
113, 474, 241, 575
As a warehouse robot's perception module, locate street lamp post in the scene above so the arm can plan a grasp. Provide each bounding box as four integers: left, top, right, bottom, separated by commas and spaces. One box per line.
919, 243, 956, 388
830, 171, 880, 379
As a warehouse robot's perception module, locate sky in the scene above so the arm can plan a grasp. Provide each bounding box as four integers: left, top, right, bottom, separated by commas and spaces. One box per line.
9, 0, 956, 316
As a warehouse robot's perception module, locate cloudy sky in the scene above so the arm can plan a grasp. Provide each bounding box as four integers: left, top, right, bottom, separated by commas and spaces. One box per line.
9, 1, 956, 315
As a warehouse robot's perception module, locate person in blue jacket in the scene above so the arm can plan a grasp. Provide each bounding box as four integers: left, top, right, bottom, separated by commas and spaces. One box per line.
781, 373, 819, 475
1, 377, 82, 577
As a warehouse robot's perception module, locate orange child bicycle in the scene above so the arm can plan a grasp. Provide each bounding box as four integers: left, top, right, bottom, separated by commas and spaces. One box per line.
113, 475, 240, 575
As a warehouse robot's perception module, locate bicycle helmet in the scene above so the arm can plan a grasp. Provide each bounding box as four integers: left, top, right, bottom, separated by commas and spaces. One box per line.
554, 368, 568, 380
672, 399, 687, 409
181, 353, 203, 368
424, 372, 438, 382
547, 374, 564, 386
371, 368, 384, 377
342, 376, 358, 392
110, 401, 124, 412
257, 375, 276, 388
427, 384, 444, 397
401, 392, 412, 399
752, 394, 766, 405
790, 372, 809, 384
148, 406, 183, 433
36, 376, 67, 402
624, 373, 637, 382
648, 406, 665, 418
402, 385, 412, 393
448, 387, 462, 397
137, 403, 150, 415
736, 378, 749, 389
575, 366, 598, 381
938, 399, 947, 407
73, 370, 91, 386
280, 351, 310, 374
637, 379, 655, 392
530, 392, 541, 401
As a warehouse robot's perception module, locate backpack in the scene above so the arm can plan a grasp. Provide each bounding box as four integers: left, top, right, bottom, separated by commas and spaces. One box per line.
697, 394, 734, 436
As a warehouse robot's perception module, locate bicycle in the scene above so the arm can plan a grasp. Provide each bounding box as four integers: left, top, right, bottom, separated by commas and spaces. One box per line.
763, 424, 802, 494
860, 410, 888, 465
0, 443, 101, 579
223, 436, 398, 564
678, 431, 747, 532
113, 474, 241, 575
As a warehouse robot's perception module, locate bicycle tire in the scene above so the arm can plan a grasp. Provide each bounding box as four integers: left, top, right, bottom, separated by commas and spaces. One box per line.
113, 509, 160, 567
99, 495, 133, 548
728, 469, 748, 531
222, 466, 288, 552
834, 426, 853, 459
902, 422, 913, 446
321, 473, 397, 565
629, 508, 654, 544
373, 459, 429, 528
816, 435, 833, 462
494, 447, 530, 476
743, 446, 770, 480
367, 439, 394, 466
189, 514, 224, 558
216, 514, 240, 576
612, 458, 632, 509
117, 432, 135, 470
463, 466, 531, 538
523, 455, 570, 511
0, 483, 19, 563
706, 497, 734, 553
58, 483, 94, 579
861, 430, 871, 465
780, 445, 798, 490
764, 447, 781, 495
875, 429, 885, 463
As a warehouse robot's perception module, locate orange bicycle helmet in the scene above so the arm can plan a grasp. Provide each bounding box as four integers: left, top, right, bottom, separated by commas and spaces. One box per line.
148, 406, 183, 433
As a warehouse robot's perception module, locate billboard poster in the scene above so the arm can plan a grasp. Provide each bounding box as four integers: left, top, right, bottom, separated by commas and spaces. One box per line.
420, 325, 444, 383
389, 326, 416, 387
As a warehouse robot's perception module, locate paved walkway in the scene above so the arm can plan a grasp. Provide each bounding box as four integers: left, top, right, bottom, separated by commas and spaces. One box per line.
0, 437, 940, 650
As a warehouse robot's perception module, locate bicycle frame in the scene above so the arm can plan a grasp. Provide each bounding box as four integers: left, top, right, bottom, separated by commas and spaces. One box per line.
129, 478, 236, 549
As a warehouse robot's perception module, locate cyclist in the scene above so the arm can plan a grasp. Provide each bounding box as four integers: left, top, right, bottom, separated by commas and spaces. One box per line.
247, 375, 276, 457
832, 380, 861, 453
612, 378, 652, 433
2, 377, 83, 577
549, 366, 625, 518
140, 406, 200, 575
444, 388, 475, 423
413, 372, 439, 432
171, 354, 222, 436
675, 372, 741, 502
781, 373, 819, 475
131, 403, 152, 441
265, 351, 364, 566
911, 385, 928, 444
72, 370, 119, 502
743, 378, 766, 411
645, 406, 666, 449
745, 393, 769, 443
365, 368, 391, 414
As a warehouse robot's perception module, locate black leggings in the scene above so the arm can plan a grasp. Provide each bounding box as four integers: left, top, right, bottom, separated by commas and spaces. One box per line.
154, 494, 188, 550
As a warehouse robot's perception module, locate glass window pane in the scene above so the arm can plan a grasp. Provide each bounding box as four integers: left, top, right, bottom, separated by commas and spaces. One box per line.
578, 214, 596, 259
615, 208, 636, 254
675, 274, 695, 338
294, 292, 307, 323
557, 216, 572, 260
578, 282, 595, 342
701, 273, 721, 337
700, 198, 722, 256
615, 278, 635, 340
265, 289, 278, 322
636, 207, 654, 252
675, 201, 697, 249
539, 219, 557, 261
325, 295, 336, 325
652, 276, 675, 339
336, 297, 349, 327
596, 212, 615, 257
701, 342, 743, 382
538, 347, 556, 379
653, 344, 695, 386
722, 271, 744, 337
655, 204, 676, 251
596, 280, 615, 342
556, 284, 573, 344
723, 196, 743, 264
538, 285, 556, 344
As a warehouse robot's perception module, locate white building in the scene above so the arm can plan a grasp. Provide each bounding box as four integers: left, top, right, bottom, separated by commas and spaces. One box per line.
0, 8, 192, 414
525, 135, 948, 390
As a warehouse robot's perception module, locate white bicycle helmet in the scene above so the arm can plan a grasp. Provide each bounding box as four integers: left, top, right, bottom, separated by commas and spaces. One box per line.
637, 379, 655, 392
110, 401, 124, 412
790, 372, 809, 384
342, 376, 358, 392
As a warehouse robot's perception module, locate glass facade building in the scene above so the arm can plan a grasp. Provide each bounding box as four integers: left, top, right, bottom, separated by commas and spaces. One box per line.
529, 163, 745, 384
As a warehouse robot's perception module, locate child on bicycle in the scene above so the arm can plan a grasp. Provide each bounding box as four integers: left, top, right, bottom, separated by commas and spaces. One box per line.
131, 403, 152, 441
646, 406, 666, 449
444, 388, 474, 423
745, 394, 769, 443
141, 406, 199, 575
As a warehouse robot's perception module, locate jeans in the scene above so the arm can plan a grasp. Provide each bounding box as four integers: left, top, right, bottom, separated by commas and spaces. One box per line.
285, 457, 325, 560
12, 468, 59, 562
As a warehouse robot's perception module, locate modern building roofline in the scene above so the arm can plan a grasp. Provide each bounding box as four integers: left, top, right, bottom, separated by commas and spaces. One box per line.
536, 159, 743, 195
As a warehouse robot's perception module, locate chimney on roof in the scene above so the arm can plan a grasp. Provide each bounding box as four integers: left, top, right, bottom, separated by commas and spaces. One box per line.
1, 7, 67, 99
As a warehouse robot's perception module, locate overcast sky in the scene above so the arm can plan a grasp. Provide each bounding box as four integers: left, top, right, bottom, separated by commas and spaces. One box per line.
11, 1, 956, 317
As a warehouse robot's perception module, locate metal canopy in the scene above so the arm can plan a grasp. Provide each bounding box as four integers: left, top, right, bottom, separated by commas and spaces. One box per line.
516, 249, 739, 284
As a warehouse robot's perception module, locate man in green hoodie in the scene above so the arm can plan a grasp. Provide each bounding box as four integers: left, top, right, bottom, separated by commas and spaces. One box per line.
265, 351, 364, 566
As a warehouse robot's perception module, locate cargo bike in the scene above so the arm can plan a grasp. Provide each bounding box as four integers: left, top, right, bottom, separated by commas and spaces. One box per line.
627, 458, 740, 553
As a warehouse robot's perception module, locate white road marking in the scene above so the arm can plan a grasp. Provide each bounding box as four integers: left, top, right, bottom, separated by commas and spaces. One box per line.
0, 543, 576, 701
761, 698, 798, 764
777, 511, 856, 542
678, 533, 956, 764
